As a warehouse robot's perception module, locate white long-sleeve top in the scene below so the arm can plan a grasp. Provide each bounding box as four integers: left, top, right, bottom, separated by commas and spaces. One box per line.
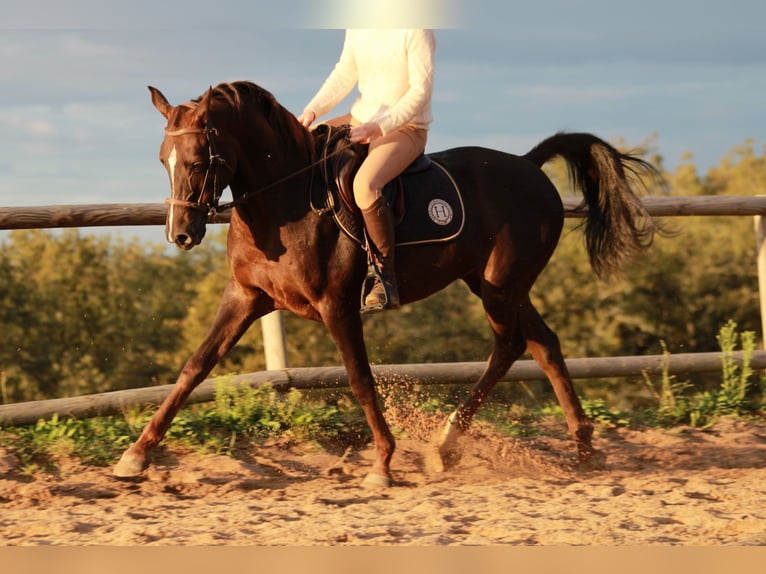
303, 29, 435, 136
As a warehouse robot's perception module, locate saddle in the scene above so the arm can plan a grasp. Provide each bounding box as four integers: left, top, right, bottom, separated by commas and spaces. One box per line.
312, 124, 465, 248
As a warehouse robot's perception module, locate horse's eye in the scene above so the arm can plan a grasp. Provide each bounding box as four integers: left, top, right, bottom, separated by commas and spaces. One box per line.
190, 161, 206, 173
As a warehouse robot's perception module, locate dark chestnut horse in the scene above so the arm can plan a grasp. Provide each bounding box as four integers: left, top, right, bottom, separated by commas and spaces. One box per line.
114, 81, 659, 486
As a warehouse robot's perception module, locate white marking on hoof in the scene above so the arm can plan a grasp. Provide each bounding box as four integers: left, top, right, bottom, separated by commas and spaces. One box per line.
438, 411, 463, 455
425, 447, 446, 474
428, 412, 463, 473
361, 473, 391, 489
113, 452, 147, 478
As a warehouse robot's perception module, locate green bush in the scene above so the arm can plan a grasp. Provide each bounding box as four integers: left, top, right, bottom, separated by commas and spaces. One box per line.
642, 321, 761, 428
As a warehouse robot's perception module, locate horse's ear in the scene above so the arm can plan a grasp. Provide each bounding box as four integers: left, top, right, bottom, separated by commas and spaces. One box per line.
148, 86, 173, 119
191, 86, 214, 126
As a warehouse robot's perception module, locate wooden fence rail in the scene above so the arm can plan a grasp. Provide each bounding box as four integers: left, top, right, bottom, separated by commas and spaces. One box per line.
2, 196, 766, 231
0, 351, 763, 426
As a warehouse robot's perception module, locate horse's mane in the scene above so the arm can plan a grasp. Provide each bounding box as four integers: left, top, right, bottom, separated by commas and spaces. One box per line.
195, 81, 305, 151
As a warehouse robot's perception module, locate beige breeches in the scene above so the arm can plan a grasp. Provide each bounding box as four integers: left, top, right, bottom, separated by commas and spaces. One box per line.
323, 115, 428, 209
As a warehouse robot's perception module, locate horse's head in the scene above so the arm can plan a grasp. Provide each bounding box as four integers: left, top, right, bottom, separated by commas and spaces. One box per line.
149, 86, 237, 250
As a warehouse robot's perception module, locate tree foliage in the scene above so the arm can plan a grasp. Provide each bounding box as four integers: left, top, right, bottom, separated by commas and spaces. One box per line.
0, 230, 202, 400
1, 139, 764, 403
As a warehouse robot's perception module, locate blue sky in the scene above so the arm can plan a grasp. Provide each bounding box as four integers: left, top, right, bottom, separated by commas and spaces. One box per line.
1, 0, 764, 243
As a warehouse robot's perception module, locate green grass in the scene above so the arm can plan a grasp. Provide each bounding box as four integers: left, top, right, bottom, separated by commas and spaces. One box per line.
165, 381, 369, 454
3, 413, 137, 473
0, 381, 370, 474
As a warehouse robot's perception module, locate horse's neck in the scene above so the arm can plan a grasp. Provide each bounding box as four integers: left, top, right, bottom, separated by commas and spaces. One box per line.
228, 165, 322, 248
232, 122, 313, 205
226, 117, 330, 242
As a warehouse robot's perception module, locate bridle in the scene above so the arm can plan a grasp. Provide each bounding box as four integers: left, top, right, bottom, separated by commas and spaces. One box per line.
164, 121, 353, 218
164, 122, 231, 218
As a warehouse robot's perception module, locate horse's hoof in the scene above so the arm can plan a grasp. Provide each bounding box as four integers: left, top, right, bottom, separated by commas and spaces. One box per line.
361, 473, 392, 489
425, 446, 446, 473
426, 411, 463, 473
577, 449, 607, 472
113, 452, 147, 478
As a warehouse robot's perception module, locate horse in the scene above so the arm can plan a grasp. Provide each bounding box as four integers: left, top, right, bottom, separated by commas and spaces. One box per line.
113, 81, 660, 486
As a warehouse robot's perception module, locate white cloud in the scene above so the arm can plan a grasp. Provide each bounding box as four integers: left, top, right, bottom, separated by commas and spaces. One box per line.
26, 119, 57, 137
0, 107, 60, 157
0, 107, 56, 137
506, 85, 637, 104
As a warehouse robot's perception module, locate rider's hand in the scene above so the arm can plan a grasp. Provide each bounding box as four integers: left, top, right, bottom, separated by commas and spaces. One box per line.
297, 110, 316, 128
349, 122, 383, 144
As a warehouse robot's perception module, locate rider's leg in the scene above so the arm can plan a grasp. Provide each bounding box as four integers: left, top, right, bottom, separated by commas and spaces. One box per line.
355, 126, 427, 311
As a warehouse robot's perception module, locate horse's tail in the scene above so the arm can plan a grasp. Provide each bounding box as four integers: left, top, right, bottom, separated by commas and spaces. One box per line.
524, 131, 662, 278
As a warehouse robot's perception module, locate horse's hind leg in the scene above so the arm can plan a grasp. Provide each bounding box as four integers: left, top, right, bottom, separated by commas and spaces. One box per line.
520, 301, 604, 468
431, 294, 604, 472
430, 288, 527, 471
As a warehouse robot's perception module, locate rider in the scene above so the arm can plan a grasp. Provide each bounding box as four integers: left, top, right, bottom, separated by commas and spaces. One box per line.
298, 29, 436, 312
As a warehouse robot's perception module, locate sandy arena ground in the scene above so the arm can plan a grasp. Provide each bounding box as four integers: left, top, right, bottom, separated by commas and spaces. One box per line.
2, 415, 766, 546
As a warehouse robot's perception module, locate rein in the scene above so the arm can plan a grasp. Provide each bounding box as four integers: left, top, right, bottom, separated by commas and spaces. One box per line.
165, 122, 353, 218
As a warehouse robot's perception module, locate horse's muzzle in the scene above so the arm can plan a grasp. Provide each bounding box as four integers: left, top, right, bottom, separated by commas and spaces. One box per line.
172, 233, 200, 251
167, 220, 207, 250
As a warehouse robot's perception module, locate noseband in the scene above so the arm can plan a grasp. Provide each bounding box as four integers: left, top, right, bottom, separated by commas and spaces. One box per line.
164, 122, 231, 218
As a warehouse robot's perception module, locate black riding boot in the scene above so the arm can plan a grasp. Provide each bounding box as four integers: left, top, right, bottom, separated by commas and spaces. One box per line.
360, 197, 400, 313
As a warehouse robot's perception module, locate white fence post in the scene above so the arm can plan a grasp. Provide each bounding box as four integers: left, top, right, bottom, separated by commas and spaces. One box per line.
755, 214, 766, 349
261, 310, 289, 369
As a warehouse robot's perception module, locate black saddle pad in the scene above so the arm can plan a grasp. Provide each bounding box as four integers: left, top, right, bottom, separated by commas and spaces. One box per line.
331, 156, 465, 247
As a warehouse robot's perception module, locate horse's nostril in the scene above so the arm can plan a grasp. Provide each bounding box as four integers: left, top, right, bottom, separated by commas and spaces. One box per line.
175, 234, 191, 246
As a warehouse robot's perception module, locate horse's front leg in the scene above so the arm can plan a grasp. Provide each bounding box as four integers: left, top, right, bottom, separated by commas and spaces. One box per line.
113, 280, 271, 477
322, 309, 395, 487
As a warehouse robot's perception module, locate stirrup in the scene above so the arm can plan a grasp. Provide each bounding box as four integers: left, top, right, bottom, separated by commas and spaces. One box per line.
360, 263, 397, 314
